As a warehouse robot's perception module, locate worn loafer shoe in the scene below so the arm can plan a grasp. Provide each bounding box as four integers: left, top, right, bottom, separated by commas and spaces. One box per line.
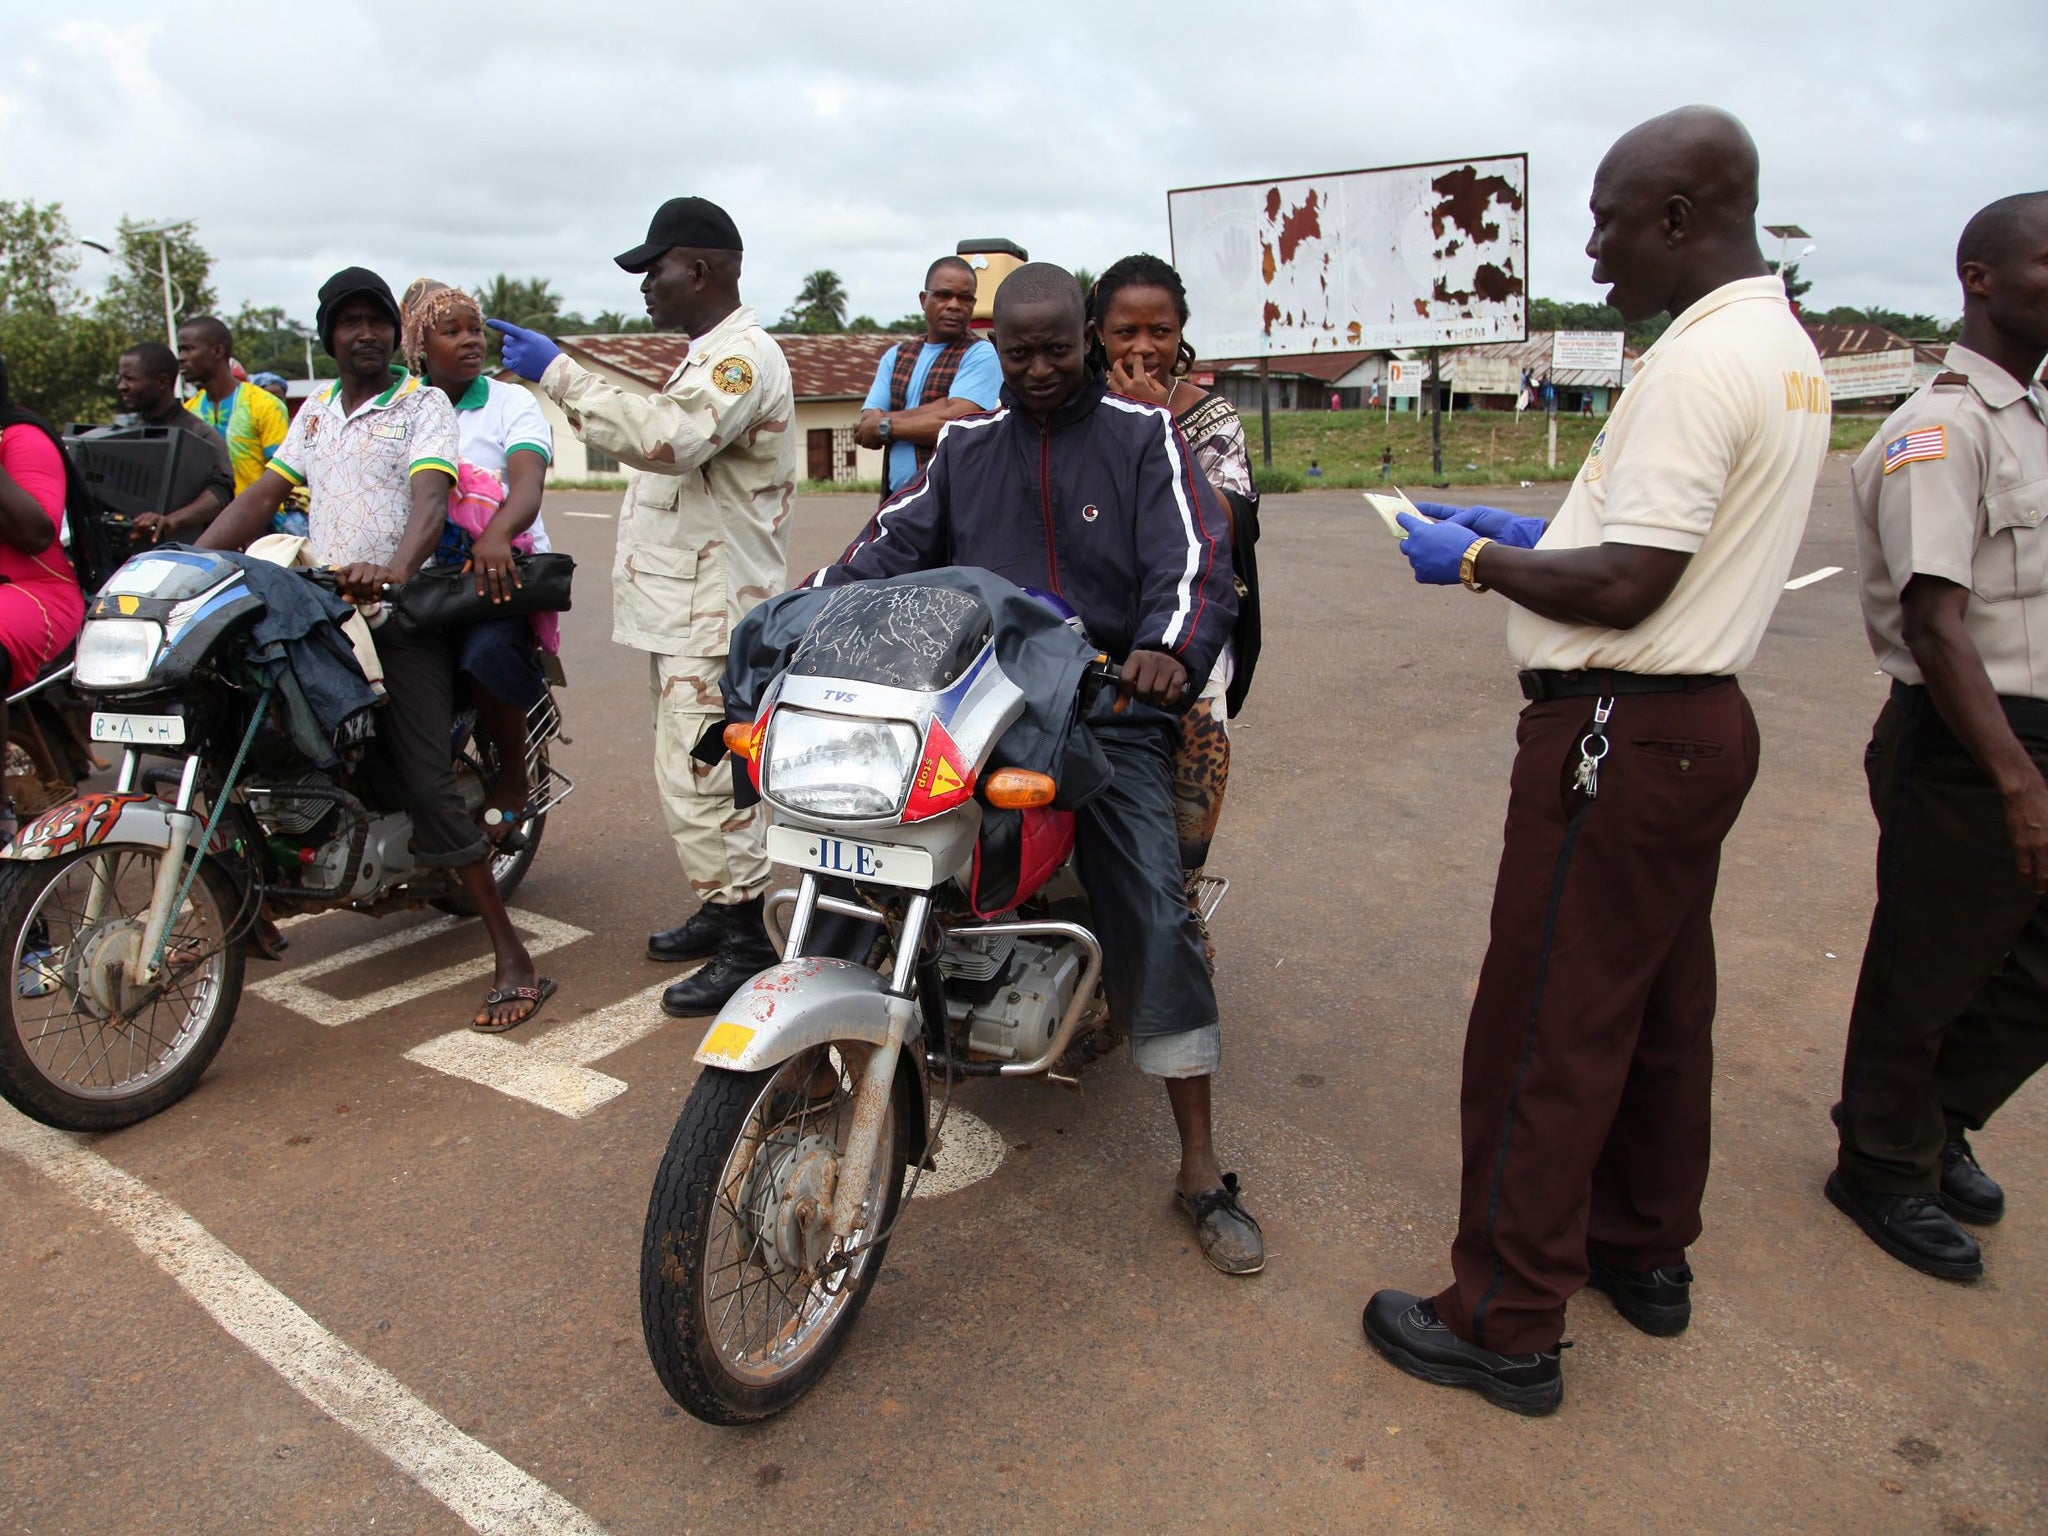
1362, 1290, 1562, 1416
1825, 1172, 1982, 1281
1586, 1258, 1692, 1337
1175, 1172, 1264, 1275
1940, 1138, 2005, 1226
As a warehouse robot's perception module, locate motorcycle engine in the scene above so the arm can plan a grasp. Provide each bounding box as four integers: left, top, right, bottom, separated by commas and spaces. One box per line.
940, 937, 1084, 1063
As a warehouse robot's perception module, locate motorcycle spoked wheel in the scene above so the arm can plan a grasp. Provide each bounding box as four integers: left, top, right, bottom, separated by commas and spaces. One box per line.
431, 742, 549, 917
0, 845, 245, 1131
641, 1042, 912, 1425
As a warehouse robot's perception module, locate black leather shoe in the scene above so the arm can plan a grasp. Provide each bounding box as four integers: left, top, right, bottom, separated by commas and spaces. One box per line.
1361, 1290, 1562, 1416
1825, 1172, 1982, 1280
649, 899, 755, 964
1586, 1258, 1692, 1336
660, 923, 780, 1019
1940, 1137, 2005, 1226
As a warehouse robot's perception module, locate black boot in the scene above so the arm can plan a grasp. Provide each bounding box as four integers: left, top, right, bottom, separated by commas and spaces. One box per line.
1362, 1290, 1563, 1416
661, 905, 780, 1018
1825, 1172, 1982, 1280
1586, 1258, 1693, 1336
1939, 1137, 2005, 1226
648, 899, 749, 964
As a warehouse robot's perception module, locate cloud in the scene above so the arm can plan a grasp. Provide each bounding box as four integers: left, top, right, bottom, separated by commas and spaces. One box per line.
3, 0, 2041, 344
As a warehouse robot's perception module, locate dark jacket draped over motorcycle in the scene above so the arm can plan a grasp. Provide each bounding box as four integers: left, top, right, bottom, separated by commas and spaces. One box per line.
814, 374, 1237, 696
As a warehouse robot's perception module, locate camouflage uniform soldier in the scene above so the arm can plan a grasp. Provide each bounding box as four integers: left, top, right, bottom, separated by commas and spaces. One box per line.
491, 198, 796, 1015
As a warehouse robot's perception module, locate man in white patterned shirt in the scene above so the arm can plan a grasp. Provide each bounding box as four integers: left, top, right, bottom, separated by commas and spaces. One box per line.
203, 268, 551, 1032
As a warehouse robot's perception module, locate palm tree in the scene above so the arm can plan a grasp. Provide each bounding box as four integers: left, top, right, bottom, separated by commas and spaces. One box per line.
777, 269, 849, 333
472, 274, 563, 332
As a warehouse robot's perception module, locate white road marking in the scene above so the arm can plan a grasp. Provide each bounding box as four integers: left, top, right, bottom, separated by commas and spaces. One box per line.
405, 981, 676, 1117
0, 1107, 609, 1536
913, 1107, 1005, 1198
1783, 565, 1843, 591
249, 908, 589, 1026
560, 511, 614, 520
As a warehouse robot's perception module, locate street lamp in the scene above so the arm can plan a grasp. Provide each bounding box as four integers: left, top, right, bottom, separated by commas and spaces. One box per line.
127, 219, 190, 353
1763, 223, 1811, 279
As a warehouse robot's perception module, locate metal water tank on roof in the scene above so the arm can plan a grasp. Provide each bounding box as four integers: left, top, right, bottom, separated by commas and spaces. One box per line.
956, 238, 1028, 324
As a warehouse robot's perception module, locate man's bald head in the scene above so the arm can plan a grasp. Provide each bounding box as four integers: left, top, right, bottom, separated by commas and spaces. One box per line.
991, 263, 1088, 418
1958, 192, 2048, 277
1596, 106, 1760, 232
1585, 105, 1769, 322
992, 262, 1084, 329
1955, 191, 2048, 358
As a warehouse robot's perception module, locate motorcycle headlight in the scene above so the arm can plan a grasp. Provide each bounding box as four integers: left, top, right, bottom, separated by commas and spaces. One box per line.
765, 708, 920, 819
75, 619, 163, 689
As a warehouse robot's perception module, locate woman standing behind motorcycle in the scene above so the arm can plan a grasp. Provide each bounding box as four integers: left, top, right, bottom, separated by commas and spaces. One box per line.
0, 356, 88, 846
401, 280, 557, 838
1085, 256, 1260, 957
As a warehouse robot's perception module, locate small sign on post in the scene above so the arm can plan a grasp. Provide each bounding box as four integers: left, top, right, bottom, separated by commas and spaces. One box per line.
1550, 331, 1626, 374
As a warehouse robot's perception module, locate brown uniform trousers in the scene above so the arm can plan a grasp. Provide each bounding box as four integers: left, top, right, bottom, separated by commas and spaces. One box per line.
1836, 685, 2048, 1193
1433, 681, 1759, 1355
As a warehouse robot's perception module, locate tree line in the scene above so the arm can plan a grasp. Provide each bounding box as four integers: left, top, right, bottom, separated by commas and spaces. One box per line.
0, 197, 1961, 424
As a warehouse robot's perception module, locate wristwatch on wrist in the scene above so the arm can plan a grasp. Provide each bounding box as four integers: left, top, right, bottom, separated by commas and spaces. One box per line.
876, 414, 893, 445
1460, 537, 1495, 593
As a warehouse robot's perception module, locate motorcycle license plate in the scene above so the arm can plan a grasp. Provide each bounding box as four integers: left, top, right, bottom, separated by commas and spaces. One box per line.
90, 711, 185, 746
767, 824, 933, 890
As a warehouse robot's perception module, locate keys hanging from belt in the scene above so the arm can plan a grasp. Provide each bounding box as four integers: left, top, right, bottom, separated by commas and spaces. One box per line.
1572, 697, 1614, 799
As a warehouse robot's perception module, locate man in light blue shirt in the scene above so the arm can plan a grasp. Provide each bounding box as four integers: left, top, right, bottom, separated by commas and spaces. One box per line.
858, 256, 1002, 494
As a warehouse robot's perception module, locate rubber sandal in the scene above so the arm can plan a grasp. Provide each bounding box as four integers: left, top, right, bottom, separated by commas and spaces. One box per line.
1176, 1172, 1265, 1276
472, 976, 556, 1033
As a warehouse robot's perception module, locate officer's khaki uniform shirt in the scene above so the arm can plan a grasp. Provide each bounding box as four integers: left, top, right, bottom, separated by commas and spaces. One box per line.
1853, 343, 2048, 702
540, 305, 797, 656
1507, 276, 1832, 675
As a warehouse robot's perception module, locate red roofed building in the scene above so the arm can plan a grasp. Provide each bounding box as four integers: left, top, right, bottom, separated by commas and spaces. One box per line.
508, 331, 918, 484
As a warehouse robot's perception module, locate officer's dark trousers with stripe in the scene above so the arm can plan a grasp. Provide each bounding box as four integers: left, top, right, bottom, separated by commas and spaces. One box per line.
1432, 683, 1759, 1355
1836, 687, 2048, 1194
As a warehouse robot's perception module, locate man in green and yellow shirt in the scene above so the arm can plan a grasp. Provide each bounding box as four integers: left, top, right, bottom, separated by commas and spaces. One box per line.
179, 314, 289, 495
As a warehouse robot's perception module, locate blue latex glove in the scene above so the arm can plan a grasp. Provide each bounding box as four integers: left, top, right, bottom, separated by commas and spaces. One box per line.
1412, 499, 1546, 548
1396, 512, 1487, 585
486, 318, 562, 381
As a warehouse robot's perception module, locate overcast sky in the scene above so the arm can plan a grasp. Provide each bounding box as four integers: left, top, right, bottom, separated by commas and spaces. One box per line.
4, 1, 2042, 357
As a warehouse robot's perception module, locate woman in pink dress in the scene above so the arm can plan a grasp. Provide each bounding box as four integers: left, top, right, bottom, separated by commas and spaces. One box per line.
0, 356, 88, 844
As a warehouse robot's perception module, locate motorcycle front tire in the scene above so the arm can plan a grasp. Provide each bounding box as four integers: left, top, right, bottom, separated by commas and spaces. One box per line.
640, 1055, 913, 1425
0, 850, 246, 1132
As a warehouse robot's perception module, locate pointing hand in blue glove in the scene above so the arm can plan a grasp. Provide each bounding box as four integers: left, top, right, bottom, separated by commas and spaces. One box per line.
1396, 511, 1490, 585
485, 319, 562, 382
1412, 500, 1546, 549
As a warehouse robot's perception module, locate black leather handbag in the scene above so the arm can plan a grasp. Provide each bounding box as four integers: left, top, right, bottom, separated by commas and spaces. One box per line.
389, 552, 575, 633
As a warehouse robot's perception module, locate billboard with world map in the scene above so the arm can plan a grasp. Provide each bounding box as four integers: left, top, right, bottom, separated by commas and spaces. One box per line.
1167, 154, 1528, 359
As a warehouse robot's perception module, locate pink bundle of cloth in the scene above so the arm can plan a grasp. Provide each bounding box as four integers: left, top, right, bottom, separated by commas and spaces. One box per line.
451, 462, 559, 654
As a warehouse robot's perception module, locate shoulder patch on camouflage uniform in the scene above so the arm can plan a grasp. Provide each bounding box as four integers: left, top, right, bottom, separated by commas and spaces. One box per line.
1931, 372, 1970, 387
711, 356, 755, 396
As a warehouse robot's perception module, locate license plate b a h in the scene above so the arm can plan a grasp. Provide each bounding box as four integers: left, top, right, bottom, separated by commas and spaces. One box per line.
90, 711, 185, 746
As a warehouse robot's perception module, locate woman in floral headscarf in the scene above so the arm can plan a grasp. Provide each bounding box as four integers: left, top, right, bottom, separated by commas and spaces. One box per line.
402, 279, 558, 836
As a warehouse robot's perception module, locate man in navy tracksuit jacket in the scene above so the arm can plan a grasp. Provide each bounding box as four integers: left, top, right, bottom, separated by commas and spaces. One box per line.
815, 262, 1262, 1275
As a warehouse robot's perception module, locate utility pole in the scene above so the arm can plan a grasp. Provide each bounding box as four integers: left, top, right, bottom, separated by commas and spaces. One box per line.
1258, 353, 1273, 469
1429, 346, 1442, 481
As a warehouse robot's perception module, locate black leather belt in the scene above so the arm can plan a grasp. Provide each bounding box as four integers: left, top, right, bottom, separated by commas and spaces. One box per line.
1890, 678, 2048, 741
1519, 668, 1733, 702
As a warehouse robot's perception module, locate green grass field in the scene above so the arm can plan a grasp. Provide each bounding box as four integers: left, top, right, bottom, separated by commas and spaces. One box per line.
1252, 407, 1883, 491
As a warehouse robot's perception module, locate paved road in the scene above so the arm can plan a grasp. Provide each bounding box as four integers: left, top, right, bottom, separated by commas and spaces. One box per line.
3, 462, 2042, 1535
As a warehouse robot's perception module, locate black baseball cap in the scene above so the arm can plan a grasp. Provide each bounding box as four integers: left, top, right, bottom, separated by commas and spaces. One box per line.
615, 197, 743, 273
315, 267, 402, 356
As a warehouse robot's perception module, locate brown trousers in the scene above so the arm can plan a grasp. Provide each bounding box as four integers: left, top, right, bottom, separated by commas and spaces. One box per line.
1433, 682, 1759, 1355
1836, 688, 2048, 1193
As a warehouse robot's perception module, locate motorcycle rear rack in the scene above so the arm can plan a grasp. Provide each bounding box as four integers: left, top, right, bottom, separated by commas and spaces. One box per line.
1189, 873, 1229, 923
522, 693, 575, 819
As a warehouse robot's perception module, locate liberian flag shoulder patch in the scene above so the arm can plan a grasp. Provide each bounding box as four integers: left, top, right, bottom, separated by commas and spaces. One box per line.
1883, 425, 1947, 475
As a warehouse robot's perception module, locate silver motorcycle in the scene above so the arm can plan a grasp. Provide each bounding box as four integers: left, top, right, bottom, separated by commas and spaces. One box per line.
639, 581, 1224, 1424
